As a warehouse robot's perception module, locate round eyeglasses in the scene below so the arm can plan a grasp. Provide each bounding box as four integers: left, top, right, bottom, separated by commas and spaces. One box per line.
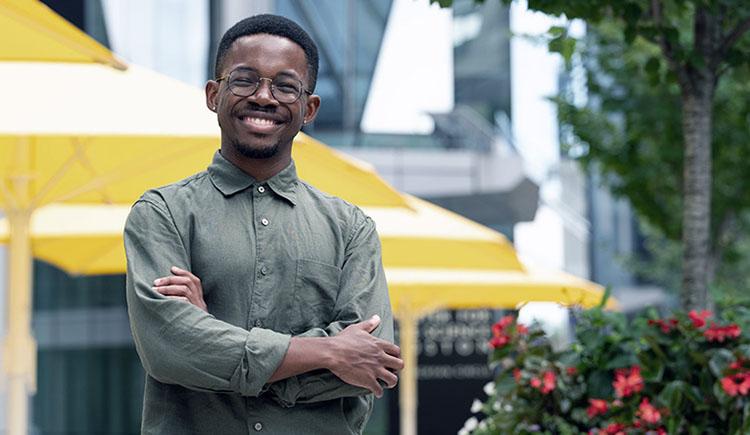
216, 68, 311, 104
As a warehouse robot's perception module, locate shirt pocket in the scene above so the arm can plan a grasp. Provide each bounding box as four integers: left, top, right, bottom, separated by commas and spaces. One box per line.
291, 259, 341, 333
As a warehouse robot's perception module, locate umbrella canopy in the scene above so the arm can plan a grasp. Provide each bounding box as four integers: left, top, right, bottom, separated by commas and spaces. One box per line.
0, 0, 125, 68
0, 62, 407, 209
0, 199, 610, 311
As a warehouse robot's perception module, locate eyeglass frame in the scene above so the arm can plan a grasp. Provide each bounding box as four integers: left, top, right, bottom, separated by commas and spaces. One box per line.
215, 68, 312, 104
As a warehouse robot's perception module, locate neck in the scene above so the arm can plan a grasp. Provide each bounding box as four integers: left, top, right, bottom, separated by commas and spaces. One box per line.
219, 144, 292, 181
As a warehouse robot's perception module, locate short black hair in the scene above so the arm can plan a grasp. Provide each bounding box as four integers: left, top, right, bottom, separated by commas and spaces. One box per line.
214, 14, 319, 92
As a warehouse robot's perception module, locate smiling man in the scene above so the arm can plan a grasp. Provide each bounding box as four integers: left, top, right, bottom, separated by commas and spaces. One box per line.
124, 14, 402, 435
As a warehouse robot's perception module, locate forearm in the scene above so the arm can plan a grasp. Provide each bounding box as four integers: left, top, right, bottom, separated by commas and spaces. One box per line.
129, 278, 291, 396
267, 336, 332, 383
126, 197, 291, 396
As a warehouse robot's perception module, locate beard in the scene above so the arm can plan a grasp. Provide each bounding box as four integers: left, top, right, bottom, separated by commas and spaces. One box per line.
230, 137, 282, 159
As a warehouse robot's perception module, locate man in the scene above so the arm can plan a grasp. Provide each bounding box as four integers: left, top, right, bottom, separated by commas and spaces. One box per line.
124, 14, 402, 435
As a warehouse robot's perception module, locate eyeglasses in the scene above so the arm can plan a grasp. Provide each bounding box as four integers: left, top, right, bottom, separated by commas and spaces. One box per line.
216, 68, 311, 104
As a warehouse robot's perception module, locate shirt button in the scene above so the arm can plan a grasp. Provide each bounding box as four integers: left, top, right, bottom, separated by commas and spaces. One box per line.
254, 422, 263, 431
257, 186, 265, 193
260, 266, 269, 275
260, 218, 269, 226
254, 319, 262, 328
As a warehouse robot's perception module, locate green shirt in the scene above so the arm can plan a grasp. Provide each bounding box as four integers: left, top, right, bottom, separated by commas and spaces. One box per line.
124, 150, 394, 435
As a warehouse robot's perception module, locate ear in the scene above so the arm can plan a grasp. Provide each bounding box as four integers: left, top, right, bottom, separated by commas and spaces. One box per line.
302, 94, 321, 125
205, 80, 219, 112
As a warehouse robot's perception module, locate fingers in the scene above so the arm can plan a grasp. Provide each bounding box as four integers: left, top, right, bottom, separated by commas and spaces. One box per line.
378, 369, 398, 388
154, 285, 190, 296
170, 266, 198, 280
380, 342, 401, 358
369, 379, 384, 398
153, 275, 194, 288
355, 314, 381, 333
153, 275, 199, 297
381, 354, 404, 371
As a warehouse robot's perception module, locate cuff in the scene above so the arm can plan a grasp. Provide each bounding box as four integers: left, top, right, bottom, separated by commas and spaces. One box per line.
231, 328, 291, 397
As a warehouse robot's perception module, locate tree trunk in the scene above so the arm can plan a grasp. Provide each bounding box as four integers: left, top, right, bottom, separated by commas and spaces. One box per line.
680, 81, 714, 310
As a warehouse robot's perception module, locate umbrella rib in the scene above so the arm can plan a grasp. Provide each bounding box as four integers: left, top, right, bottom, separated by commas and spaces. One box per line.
70, 141, 114, 204
29, 139, 89, 208
0, 179, 20, 210
0, 2, 127, 69
48, 141, 213, 204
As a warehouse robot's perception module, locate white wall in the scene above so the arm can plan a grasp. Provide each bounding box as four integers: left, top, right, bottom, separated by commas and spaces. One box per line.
361, 0, 454, 134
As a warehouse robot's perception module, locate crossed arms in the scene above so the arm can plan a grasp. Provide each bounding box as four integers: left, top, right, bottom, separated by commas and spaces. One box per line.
125, 196, 403, 404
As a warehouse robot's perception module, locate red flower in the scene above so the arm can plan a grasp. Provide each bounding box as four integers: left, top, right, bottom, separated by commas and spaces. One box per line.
648, 319, 673, 333
492, 315, 515, 336
704, 323, 741, 342
637, 397, 661, 424
566, 366, 578, 376
489, 334, 510, 349
601, 422, 626, 434
513, 368, 522, 383
688, 309, 711, 328
586, 399, 608, 418
530, 377, 542, 389
721, 373, 750, 397
516, 323, 529, 335
613, 366, 644, 398
730, 360, 743, 370
541, 370, 556, 394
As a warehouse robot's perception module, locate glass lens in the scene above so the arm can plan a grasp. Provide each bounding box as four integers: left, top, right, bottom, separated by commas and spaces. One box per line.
271, 78, 302, 103
228, 70, 260, 97
226, 69, 303, 103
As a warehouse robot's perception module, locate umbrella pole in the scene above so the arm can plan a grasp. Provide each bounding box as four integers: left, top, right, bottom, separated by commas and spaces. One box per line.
398, 309, 417, 435
3, 208, 36, 435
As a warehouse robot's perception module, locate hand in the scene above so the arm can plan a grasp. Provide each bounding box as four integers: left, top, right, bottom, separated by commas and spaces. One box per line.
327, 315, 404, 398
153, 266, 208, 312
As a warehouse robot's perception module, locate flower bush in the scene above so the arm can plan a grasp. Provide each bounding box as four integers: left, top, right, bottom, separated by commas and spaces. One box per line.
464, 297, 750, 434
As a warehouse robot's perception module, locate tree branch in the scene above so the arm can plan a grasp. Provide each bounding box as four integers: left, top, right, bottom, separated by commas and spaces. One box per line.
649, 0, 691, 91
719, 17, 750, 57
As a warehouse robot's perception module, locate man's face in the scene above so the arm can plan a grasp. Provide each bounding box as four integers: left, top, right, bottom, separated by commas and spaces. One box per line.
206, 34, 320, 160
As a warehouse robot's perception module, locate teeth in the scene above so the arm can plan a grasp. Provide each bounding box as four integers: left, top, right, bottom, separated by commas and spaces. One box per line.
244, 117, 276, 126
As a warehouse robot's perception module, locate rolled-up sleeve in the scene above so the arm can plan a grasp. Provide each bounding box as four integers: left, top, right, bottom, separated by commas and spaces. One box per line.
268, 211, 394, 406
125, 194, 291, 397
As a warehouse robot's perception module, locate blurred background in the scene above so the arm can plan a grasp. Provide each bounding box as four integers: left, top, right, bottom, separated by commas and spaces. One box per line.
0, 0, 680, 433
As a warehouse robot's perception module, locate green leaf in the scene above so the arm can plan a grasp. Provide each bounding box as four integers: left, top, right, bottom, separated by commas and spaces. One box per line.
658, 380, 687, 410
624, 24, 637, 44
708, 349, 735, 378
623, 2, 642, 24
604, 353, 638, 370
645, 56, 661, 75
496, 373, 517, 396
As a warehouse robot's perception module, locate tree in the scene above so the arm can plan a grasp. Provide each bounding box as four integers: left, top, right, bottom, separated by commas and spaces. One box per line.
433, 0, 750, 310
553, 20, 750, 307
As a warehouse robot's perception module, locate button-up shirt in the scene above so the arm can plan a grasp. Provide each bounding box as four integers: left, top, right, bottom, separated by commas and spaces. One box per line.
124, 151, 394, 435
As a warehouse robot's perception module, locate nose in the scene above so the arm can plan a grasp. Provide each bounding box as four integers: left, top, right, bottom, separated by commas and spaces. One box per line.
251, 77, 277, 106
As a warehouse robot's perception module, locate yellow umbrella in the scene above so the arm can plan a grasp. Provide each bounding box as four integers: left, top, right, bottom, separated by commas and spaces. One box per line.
0, 0, 125, 68
0, 196, 611, 435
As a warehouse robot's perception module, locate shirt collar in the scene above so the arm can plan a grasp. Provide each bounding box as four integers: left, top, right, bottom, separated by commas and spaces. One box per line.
208, 150, 298, 206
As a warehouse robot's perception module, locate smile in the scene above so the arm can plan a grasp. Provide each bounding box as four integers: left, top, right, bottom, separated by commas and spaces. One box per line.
238, 116, 283, 133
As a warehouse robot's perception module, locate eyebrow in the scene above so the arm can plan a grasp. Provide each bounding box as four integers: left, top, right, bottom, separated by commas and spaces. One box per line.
231, 66, 300, 80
